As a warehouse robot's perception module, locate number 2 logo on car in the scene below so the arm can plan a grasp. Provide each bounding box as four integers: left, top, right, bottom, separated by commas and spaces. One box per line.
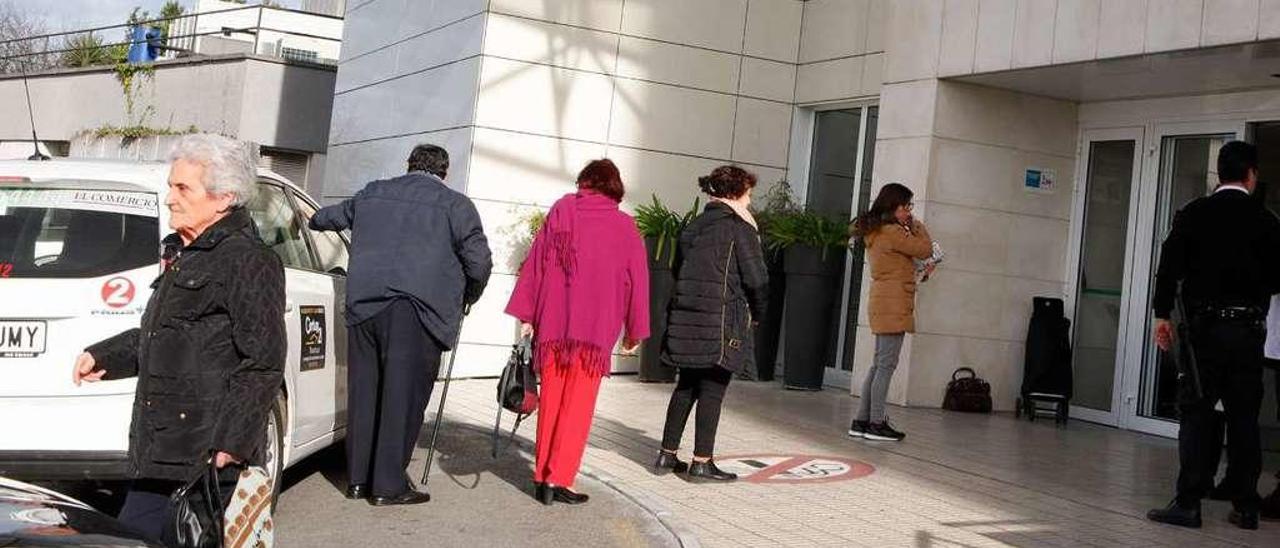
101, 277, 135, 309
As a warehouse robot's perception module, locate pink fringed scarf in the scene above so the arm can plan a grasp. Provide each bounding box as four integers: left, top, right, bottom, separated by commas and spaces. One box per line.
505, 190, 651, 377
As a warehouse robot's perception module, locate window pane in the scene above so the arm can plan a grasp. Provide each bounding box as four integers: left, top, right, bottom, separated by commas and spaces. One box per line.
248, 184, 316, 270
0, 187, 159, 278
1071, 140, 1136, 413
291, 193, 349, 274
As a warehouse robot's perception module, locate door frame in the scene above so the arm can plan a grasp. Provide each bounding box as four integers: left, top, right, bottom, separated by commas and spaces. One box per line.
827, 105, 875, 389
1065, 127, 1147, 428
1068, 120, 1250, 437
1115, 119, 1247, 438
795, 102, 880, 389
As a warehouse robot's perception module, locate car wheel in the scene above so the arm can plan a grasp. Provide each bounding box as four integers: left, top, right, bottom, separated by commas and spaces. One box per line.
264, 391, 285, 508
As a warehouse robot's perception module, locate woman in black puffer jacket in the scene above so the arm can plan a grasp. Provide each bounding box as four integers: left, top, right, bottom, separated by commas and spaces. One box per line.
653, 165, 768, 482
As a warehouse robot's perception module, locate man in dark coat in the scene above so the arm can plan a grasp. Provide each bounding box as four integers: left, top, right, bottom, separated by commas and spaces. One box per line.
1147, 141, 1280, 531
310, 144, 492, 505
74, 134, 286, 544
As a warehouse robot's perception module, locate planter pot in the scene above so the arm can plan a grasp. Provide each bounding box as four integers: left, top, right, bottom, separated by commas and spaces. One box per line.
746, 250, 786, 381
639, 236, 677, 382
781, 244, 843, 390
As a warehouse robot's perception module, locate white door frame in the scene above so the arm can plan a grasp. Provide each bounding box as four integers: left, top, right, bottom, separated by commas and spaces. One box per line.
827, 105, 874, 389
1065, 127, 1147, 428
1114, 119, 1247, 438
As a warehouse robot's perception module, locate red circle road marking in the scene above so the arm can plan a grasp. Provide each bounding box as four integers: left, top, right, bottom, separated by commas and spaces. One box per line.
717, 454, 875, 484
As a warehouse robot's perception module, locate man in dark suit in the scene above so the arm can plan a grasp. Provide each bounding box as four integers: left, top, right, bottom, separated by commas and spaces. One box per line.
1148, 141, 1280, 530
310, 145, 492, 506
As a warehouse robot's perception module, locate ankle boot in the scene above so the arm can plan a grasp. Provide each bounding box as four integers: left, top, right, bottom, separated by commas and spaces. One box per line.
652, 451, 689, 476
688, 459, 737, 482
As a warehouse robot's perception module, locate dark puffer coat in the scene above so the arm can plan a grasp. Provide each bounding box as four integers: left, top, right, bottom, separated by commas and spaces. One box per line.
661, 203, 768, 372
87, 208, 286, 481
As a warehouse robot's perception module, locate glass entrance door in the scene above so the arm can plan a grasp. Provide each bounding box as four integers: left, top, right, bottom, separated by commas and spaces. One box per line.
1070, 122, 1244, 436
1122, 127, 1239, 437
803, 105, 878, 389
1069, 130, 1143, 426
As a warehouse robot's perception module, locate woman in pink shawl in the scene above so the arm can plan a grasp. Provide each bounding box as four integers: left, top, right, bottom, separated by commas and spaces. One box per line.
505, 159, 650, 505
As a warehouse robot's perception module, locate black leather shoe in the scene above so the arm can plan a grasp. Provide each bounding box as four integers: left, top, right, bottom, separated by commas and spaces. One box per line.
369, 488, 431, 506
345, 484, 368, 500
536, 484, 588, 505
1229, 509, 1260, 530
687, 460, 737, 482
652, 451, 689, 476
1147, 500, 1202, 528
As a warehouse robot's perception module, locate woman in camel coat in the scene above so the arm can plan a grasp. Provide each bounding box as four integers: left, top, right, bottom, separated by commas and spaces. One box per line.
848, 183, 933, 442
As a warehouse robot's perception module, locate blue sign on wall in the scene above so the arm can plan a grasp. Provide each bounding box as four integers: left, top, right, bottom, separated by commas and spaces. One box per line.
1024, 168, 1056, 193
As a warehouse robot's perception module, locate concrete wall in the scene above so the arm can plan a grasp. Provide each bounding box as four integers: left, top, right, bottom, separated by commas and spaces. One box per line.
183, 0, 345, 61
795, 0, 887, 105
324, 0, 486, 199
902, 0, 1280, 82
845, 1, 1086, 410
857, 79, 1077, 411
0, 56, 335, 154
326, 0, 807, 376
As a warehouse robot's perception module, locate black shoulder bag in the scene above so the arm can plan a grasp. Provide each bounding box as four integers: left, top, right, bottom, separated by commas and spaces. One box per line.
169, 456, 224, 548
492, 338, 538, 457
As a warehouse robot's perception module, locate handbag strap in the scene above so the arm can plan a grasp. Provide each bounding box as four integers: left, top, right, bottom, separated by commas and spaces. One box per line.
517, 336, 533, 362
952, 367, 976, 382
204, 458, 225, 543
490, 411, 531, 458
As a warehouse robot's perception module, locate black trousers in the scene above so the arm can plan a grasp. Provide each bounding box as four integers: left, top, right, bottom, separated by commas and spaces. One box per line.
1205, 368, 1280, 494
661, 367, 733, 457
116, 467, 241, 545
347, 299, 443, 497
1176, 318, 1265, 511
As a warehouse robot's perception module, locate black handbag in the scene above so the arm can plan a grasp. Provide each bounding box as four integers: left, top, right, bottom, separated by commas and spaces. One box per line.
169, 457, 224, 548
491, 338, 538, 457
942, 367, 993, 413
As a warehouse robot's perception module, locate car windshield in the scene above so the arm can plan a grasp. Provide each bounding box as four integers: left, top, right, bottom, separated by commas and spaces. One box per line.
0, 185, 160, 279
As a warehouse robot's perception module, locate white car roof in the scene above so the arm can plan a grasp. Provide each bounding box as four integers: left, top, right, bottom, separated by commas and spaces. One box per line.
0, 158, 303, 195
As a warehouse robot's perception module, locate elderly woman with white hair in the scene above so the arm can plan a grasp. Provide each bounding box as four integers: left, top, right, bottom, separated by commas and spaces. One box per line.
72, 133, 287, 544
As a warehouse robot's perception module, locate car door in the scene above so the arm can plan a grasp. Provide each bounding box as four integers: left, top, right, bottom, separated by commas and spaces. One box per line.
246, 181, 335, 448
287, 189, 350, 433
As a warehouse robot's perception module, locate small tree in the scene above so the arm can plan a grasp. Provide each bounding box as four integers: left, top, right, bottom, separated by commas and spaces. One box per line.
0, 1, 56, 74
60, 32, 115, 68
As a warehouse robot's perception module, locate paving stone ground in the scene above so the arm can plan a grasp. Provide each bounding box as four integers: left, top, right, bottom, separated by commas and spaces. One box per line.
275, 375, 1280, 547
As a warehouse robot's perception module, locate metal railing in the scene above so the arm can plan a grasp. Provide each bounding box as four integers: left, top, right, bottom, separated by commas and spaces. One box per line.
0, 4, 343, 71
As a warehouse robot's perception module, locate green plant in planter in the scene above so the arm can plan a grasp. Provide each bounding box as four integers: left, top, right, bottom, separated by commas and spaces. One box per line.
763, 209, 850, 260
635, 194, 700, 266
502, 208, 548, 274
751, 179, 801, 253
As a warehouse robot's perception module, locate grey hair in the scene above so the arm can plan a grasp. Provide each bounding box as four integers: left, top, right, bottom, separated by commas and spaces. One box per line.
168, 134, 259, 207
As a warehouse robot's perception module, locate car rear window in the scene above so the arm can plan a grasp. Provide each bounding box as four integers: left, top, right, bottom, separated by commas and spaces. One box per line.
0, 185, 159, 279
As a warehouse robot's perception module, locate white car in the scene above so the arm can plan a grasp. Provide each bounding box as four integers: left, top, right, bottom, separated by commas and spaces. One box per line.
0, 158, 349, 487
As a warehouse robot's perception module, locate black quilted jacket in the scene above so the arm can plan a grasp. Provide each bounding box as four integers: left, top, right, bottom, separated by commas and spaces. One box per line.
87, 208, 286, 481
661, 203, 768, 372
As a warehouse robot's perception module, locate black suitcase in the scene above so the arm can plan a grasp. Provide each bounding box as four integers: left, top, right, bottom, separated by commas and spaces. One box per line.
1017, 297, 1073, 425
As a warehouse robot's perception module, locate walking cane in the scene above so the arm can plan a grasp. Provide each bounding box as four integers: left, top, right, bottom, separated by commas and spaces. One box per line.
420, 304, 469, 487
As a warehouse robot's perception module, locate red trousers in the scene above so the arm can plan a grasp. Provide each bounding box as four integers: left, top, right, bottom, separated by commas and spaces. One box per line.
534, 361, 603, 487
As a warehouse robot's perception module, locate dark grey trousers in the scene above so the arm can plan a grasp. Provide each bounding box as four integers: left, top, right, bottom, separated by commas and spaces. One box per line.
856, 334, 905, 423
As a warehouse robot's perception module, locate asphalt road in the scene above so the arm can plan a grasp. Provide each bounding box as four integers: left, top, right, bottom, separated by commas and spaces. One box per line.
273, 421, 679, 548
